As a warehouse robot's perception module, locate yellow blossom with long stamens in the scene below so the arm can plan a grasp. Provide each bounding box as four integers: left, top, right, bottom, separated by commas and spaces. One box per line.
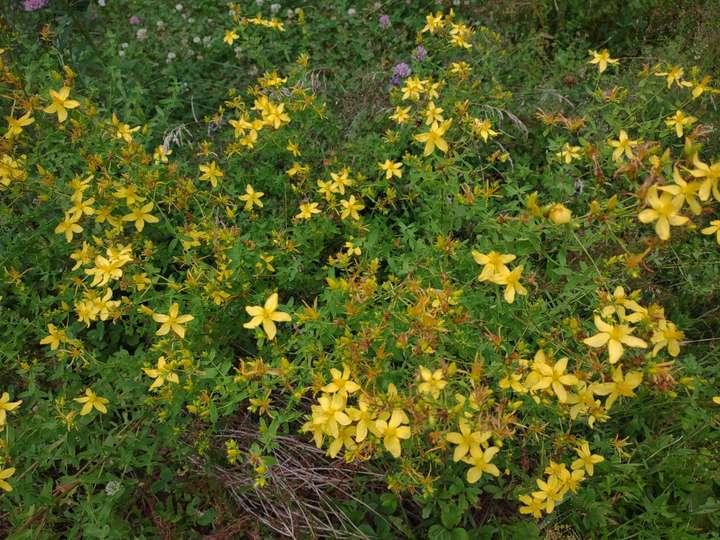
243, 293, 291, 340
152, 303, 194, 339
583, 315, 647, 363
638, 186, 688, 240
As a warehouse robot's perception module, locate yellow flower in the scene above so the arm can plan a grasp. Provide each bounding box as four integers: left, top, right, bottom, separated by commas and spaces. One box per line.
0, 392, 22, 426
588, 49, 619, 73
43, 86, 80, 123
152, 303, 195, 338
531, 356, 578, 402
54, 212, 83, 243
473, 118, 498, 143
401, 76, 424, 101
417, 366, 446, 399
287, 141, 301, 156
122, 202, 159, 232
224, 30, 238, 45
111, 113, 140, 142
493, 266, 528, 304
571, 442, 604, 476
471, 250, 515, 282
665, 110, 697, 138
594, 366, 643, 409
239, 184, 264, 211
701, 219, 720, 244
198, 161, 224, 188
4, 110, 34, 138
424, 101, 444, 125
583, 315, 647, 364
689, 154, 720, 202
658, 166, 702, 215
655, 64, 688, 89
330, 169, 353, 194
390, 106, 411, 124
463, 445, 500, 483
0, 467, 16, 492
347, 397, 375, 443
74, 388, 109, 416
608, 130, 638, 162
518, 494, 545, 519
421, 12, 444, 34
532, 475, 564, 513
556, 143, 582, 164
296, 202, 321, 220
339, 195, 364, 220
548, 203, 572, 224
374, 409, 411, 458
143, 356, 180, 390
153, 145, 172, 163
40, 323, 65, 350
378, 159, 402, 180
243, 293, 291, 340
638, 186, 688, 240
446, 420, 492, 462
311, 393, 351, 438
322, 365, 360, 395
651, 320, 684, 357
414, 119, 452, 156
690, 75, 713, 99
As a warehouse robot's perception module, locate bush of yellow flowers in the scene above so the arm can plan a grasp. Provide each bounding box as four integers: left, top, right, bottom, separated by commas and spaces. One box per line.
1, 1, 719, 538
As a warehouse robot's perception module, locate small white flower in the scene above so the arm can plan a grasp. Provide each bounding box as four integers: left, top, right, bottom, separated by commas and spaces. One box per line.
175, 3, 183, 11
136, 28, 147, 40
120, 42, 129, 49
118, 50, 125, 57
188, 17, 194, 23
193, 36, 201, 43
286, 8, 294, 17
270, 3, 280, 13
256, 0, 264, 5
156, 20, 165, 28
98, 0, 106, 6
347, 7, 356, 16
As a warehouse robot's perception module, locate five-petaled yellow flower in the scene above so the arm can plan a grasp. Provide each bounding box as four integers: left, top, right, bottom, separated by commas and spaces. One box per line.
471, 250, 515, 282
378, 159, 402, 180
583, 315, 647, 364
446, 420, 492, 462
417, 366, 446, 399
0, 467, 16, 492
296, 202, 321, 220
340, 196, 364, 220
665, 110, 697, 138
374, 409, 411, 458
74, 388, 109, 416
463, 445, 501, 483
152, 303, 195, 338
0, 392, 22, 426
243, 293, 291, 340
638, 186, 688, 241
239, 184, 264, 211
43, 86, 80, 123
608, 129, 638, 162
143, 356, 180, 390
5, 111, 34, 138
198, 161, 224, 188
414, 119, 452, 156
122, 202, 159, 232
572, 442, 604, 476
588, 49, 619, 73
493, 266, 528, 304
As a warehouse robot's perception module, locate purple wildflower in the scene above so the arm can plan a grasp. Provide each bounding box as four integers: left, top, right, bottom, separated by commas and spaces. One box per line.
23, 0, 48, 11
414, 45, 427, 62
129, 15, 141, 25
378, 14, 390, 29
393, 62, 411, 78
389, 75, 402, 87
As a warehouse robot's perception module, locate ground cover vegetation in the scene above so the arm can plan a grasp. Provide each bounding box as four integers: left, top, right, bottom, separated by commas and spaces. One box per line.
1, 0, 720, 538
